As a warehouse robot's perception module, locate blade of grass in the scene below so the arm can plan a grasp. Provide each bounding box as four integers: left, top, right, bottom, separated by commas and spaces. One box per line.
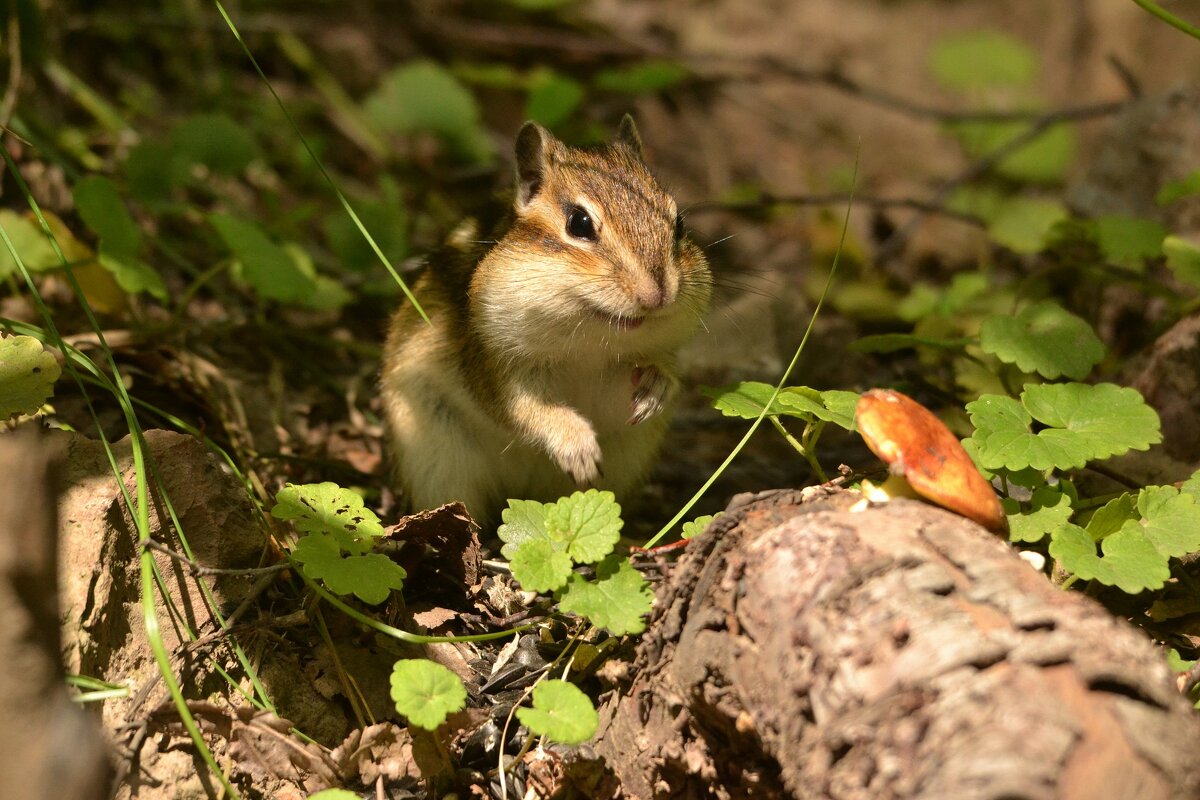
641, 148, 860, 549
1131, 0, 1200, 41
212, 1, 429, 324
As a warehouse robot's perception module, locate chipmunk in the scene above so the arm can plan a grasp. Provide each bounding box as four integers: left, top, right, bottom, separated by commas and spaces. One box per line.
380, 116, 711, 528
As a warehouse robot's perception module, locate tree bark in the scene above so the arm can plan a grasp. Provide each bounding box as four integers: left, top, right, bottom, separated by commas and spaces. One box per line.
595, 488, 1200, 800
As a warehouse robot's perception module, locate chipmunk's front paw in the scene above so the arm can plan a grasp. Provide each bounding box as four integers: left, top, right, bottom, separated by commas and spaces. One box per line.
548, 423, 603, 486
629, 365, 676, 425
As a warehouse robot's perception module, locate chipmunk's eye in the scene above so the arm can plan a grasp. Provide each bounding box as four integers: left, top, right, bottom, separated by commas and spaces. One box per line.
674, 212, 685, 242
566, 206, 597, 241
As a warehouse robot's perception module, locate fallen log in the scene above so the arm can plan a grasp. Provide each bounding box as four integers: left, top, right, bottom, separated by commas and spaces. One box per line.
595, 488, 1200, 800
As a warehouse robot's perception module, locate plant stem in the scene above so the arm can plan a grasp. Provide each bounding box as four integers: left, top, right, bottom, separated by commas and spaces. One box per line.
1131, 0, 1200, 41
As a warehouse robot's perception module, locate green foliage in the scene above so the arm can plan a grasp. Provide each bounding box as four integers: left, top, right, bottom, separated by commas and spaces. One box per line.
928, 31, 1038, 91
271, 482, 384, 555
364, 61, 492, 162
498, 490, 652, 634
170, 113, 262, 175
592, 61, 688, 94
1002, 487, 1072, 543
291, 534, 406, 604
525, 68, 586, 128
0, 334, 61, 418
307, 791, 361, 800
0, 211, 58, 277
1050, 523, 1169, 594
209, 213, 317, 304
680, 514, 716, 540
948, 121, 1076, 184
74, 176, 167, 299
985, 198, 1069, 253
979, 301, 1105, 380
1163, 235, 1200, 290
515, 679, 599, 744
558, 555, 654, 636
968, 383, 1161, 471
1158, 170, 1200, 205
704, 382, 858, 431
1093, 215, 1167, 266
390, 659, 467, 730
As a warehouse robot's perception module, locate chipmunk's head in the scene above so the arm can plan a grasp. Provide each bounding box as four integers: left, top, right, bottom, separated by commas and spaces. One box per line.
473, 115, 711, 359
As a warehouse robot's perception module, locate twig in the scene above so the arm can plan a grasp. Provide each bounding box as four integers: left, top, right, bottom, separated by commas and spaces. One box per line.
690, 190, 986, 227
0, 10, 22, 131
142, 538, 288, 578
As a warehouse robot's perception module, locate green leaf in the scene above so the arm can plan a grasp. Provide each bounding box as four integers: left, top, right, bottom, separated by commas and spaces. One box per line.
498, 499, 551, 560
323, 188, 408, 274
73, 176, 141, 257
851, 333, 972, 354
525, 68, 585, 128
170, 113, 261, 174
1163, 235, 1200, 290
292, 534, 406, 604
558, 555, 653, 635
74, 176, 167, 300
1157, 171, 1200, 206
928, 31, 1038, 91
1003, 486, 1073, 544
978, 301, 1105, 380
271, 482, 383, 555
123, 140, 190, 204
1181, 469, 1200, 500
948, 120, 1076, 184
968, 383, 1161, 471
510, 537, 573, 593
680, 514, 716, 540
1086, 493, 1136, 540
390, 659, 467, 730
547, 489, 623, 563
1129, 486, 1200, 559
209, 213, 316, 303
364, 61, 492, 162
986, 198, 1068, 253
515, 679, 598, 745
1050, 523, 1170, 594
593, 61, 688, 94
0, 334, 61, 418
703, 381, 788, 419
308, 791, 361, 800
0, 210, 60, 277
703, 382, 856, 429
1093, 215, 1166, 266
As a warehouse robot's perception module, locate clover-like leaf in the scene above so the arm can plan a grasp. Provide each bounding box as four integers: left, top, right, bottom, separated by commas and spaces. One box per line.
681, 514, 716, 540
0, 210, 61, 278
171, 113, 261, 175
1129, 485, 1200, 559
1093, 215, 1166, 267
364, 61, 491, 162
515, 679, 598, 745
210, 213, 316, 304
929, 31, 1037, 91
777, 388, 860, 431
1086, 493, 1136, 540
592, 61, 688, 94
525, 68, 585, 128
968, 383, 1161, 471
703, 381, 788, 419
497, 499, 551, 560
390, 659, 467, 731
1181, 469, 1200, 500
979, 301, 1105, 380
1164, 235, 1200, 290
558, 555, 653, 635
1050, 523, 1170, 594
0, 335, 61, 419
292, 534, 406, 604
74, 176, 167, 300
308, 791, 361, 800
986, 198, 1068, 253
510, 537, 573, 593
1003, 486, 1073, 544
271, 482, 383, 555
547, 489, 623, 564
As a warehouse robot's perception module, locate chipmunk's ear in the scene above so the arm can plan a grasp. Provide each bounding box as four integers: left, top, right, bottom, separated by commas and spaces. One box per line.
515, 121, 554, 209
615, 113, 644, 159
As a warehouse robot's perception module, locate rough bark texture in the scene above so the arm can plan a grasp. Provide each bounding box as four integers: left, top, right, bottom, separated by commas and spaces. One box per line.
0, 430, 112, 800
595, 488, 1200, 800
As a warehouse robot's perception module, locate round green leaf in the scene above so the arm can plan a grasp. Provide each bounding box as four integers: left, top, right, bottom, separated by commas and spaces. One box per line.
979, 301, 1105, 380
986, 198, 1068, 254
515, 679, 598, 745
271, 482, 383, 555
525, 69, 585, 128
364, 61, 491, 162
929, 31, 1038, 91
548, 489, 623, 563
390, 659, 467, 730
0, 334, 61, 418
558, 556, 653, 635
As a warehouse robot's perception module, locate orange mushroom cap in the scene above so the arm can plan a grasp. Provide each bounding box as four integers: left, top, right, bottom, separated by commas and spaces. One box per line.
855, 389, 1007, 534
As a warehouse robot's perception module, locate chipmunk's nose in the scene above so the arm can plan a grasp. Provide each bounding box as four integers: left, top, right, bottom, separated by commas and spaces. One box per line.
633, 273, 675, 311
